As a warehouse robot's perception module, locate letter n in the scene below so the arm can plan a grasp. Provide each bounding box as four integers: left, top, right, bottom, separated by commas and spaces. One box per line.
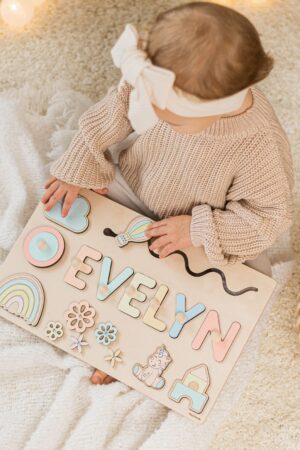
191, 310, 241, 362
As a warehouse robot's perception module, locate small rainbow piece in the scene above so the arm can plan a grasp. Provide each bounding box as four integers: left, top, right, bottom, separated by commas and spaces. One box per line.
0, 273, 45, 326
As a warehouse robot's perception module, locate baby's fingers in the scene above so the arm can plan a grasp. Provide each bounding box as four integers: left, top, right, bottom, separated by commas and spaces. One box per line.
93, 187, 109, 195
41, 180, 59, 204
149, 235, 171, 252
146, 224, 167, 238
62, 190, 78, 217
44, 176, 57, 189
44, 185, 66, 212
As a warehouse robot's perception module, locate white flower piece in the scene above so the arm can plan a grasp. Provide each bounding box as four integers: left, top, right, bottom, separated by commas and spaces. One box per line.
45, 321, 64, 341
70, 334, 89, 353
104, 348, 123, 368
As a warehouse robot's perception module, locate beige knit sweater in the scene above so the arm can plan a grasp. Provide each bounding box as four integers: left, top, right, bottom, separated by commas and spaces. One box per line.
50, 81, 294, 265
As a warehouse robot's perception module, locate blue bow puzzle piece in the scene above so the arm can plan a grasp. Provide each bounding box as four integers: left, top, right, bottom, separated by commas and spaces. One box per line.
44, 195, 91, 233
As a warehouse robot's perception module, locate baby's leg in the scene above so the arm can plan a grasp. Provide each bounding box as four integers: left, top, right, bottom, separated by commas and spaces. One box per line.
90, 369, 116, 385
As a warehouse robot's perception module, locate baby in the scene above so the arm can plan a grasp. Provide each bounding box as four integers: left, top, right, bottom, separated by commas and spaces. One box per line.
42, 2, 294, 385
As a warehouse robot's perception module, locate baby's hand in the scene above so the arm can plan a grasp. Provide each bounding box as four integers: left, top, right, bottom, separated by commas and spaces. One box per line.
41, 176, 81, 217
146, 215, 192, 258
42, 177, 108, 217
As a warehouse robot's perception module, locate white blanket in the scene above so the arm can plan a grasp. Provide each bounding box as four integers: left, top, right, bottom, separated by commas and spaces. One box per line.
0, 83, 294, 450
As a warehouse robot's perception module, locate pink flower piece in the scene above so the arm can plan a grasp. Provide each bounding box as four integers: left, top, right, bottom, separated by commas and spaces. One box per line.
64, 300, 96, 333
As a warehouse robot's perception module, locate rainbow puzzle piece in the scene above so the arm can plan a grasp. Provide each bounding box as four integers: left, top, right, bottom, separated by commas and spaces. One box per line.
0, 273, 45, 326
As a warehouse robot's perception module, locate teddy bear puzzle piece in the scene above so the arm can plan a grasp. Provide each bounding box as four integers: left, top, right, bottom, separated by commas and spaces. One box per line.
132, 344, 172, 389
0, 273, 45, 326
24, 226, 65, 268
168, 364, 210, 414
44, 195, 91, 233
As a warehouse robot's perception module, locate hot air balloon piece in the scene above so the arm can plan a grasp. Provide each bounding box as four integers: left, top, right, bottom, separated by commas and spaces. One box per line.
115, 216, 153, 247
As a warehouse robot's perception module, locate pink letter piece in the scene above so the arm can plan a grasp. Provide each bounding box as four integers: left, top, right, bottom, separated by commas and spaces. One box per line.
64, 245, 102, 290
191, 310, 241, 362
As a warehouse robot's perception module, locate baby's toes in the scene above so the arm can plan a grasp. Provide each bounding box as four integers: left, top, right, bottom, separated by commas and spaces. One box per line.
90, 369, 116, 385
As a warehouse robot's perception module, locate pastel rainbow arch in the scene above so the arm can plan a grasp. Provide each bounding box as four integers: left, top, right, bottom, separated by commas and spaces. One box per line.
0, 273, 45, 326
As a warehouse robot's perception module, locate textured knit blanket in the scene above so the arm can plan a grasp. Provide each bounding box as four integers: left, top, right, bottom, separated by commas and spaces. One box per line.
0, 83, 294, 450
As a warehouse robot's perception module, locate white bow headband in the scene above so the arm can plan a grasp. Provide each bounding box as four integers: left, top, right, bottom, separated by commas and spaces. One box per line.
111, 24, 249, 134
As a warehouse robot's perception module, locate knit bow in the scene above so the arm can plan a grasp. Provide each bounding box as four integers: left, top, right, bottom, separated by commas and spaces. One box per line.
111, 24, 176, 134
111, 23, 249, 134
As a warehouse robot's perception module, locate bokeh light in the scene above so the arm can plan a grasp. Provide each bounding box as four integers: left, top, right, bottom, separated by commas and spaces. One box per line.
0, 0, 34, 27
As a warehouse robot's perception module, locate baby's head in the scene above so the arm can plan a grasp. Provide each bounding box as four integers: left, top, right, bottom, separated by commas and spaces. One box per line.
143, 2, 273, 100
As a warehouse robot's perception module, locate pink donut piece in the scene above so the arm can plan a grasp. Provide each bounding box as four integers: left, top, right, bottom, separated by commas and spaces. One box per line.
24, 226, 65, 268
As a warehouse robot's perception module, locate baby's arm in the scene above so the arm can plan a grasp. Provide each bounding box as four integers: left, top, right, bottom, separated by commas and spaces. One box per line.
147, 131, 294, 265
190, 132, 294, 265
42, 80, 133, 215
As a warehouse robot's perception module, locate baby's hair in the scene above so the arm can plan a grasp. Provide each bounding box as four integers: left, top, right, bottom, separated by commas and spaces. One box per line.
144, 2, 274, 99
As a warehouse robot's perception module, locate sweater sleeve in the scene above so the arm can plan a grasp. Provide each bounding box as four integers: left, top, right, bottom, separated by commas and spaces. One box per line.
190, 131, 294, 265
50, 80, 134, 189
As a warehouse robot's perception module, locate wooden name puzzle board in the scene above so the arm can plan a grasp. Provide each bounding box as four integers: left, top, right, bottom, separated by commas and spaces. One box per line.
0, 190, 276, 423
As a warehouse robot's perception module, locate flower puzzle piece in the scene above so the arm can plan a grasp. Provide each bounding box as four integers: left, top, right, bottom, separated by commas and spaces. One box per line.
104, 348, 123, 367
168, 364, 210, 415
115, 215, 153, 247
45, 321, 64, 341
132, 345, 172, 389
24, 226, 65, 268
64, 300, 96, 333
95, 321, 118, 346
44, 195, 91, 233
0, 273, 45, 326
70, 334, 89, 353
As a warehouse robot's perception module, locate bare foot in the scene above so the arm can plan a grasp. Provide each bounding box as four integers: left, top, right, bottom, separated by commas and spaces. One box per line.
90, 369, 116, 385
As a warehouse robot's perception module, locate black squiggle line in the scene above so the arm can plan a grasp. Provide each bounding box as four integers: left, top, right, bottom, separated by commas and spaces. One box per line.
103, 228, 117, 237
103, 228, 258, 296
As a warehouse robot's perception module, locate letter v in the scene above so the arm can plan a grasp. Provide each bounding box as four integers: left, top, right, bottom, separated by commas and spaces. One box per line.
96, 256, 134, 301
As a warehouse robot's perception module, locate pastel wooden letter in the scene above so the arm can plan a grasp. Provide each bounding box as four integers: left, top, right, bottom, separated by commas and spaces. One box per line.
142, 285, 168, 332
64, 245, 102, 290
169, 293, 206, 339
118, 273, 156, 318
191, 310, 241, 362
97, 256, 134, 301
